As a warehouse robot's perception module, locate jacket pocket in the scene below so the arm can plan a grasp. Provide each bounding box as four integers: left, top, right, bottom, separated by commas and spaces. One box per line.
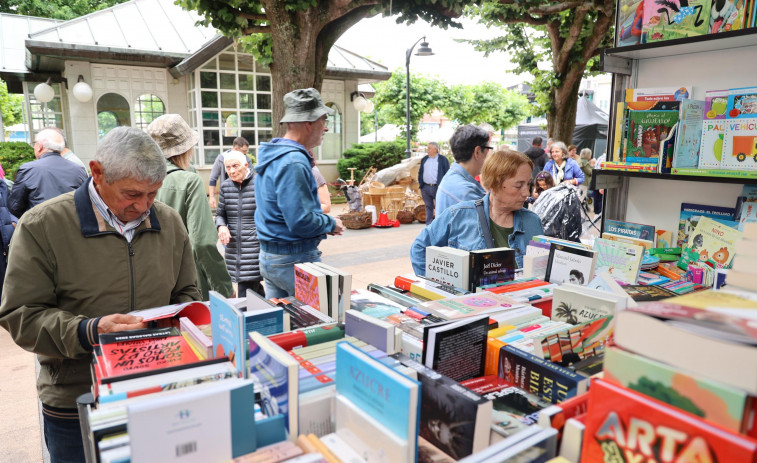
44, 359, 65, 384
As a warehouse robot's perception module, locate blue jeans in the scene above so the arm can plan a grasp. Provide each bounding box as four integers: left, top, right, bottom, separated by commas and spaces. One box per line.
259, 249, 322, 299
43, 408, 85, 463
420, 184, 438, 225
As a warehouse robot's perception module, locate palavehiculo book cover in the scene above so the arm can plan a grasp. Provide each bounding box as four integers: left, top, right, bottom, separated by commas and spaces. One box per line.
721, 117, 757, 171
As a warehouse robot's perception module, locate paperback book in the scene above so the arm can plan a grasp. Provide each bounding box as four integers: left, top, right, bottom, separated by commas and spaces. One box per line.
421, 291, 523, 320
677, 202, 737, 249
484, 386, 552, 440
592, 237, 645, 284
544, 243, 596, 286
534, 316, 614, 365
672, 99, 705, 168
468, 247, 516, 290
603, 219, 655, 241
422, 315, 489, 382
98, 328, 199, 378
210, 291, 246, 378
681, 216, 742, 268
294, 263, 329, 316
425, 246, 470, 289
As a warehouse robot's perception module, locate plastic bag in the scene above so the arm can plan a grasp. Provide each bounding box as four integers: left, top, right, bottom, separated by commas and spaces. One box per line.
531, 184, 583, 242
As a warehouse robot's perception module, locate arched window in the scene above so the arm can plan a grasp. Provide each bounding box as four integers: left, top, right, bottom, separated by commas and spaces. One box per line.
320, 102, 342, 160
134, 94, 166, 130
97, 93, 131, 139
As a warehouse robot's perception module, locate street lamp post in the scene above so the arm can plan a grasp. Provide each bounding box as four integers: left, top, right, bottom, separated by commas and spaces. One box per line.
405, 36, 433, 158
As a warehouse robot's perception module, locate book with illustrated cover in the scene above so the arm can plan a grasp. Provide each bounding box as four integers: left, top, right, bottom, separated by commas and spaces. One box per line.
581, 379, 757, 463
469, 247, 516, 290
710, 0, 748, 32
697, 118, 727, 169
294, 263, 329, 316
97, 327, 200, 378
551, 283, 622, 325
625, 110, 679, 164
593, 238, 645, 285
682, 216, 742, 268
705, 89, 729, 120
672, 99, 705, 168
600, 231, 654, 251
622, 283, 678, 301
617, 0, 644, 46
604, 219, 655, 241
726, 86, 757, 119
603, 346, 750, 434
677, 202, 737, 248
310, 262, 351, 323
618, 100, 682, 162
425, 246, 470, 289
544, 243, 596, 286
421, 291, 523, 321
534, 316, 614, 365
641, 0, 711, 43
348, 289, 404, 320
210, 291, 246, 378
484, 386, 552, 441
722, 117, 757, 171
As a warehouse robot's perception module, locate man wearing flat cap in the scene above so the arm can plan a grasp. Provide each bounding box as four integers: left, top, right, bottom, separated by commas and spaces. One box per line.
254, 88, 344, 298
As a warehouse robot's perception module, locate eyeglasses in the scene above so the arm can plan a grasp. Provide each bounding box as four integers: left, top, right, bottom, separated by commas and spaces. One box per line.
480, 145, 493, 151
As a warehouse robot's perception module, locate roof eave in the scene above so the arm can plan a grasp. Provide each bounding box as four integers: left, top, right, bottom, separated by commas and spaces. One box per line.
25, 39, 188, 70
168, 35, 234, 78
325, 67, 392, 83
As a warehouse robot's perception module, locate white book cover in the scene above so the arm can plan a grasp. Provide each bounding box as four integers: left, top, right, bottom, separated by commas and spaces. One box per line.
344, 309, 397, 354
721, 117, 757, 170
320, 433, 365, 463
551, 286, 620, 324
698, 119, 727, 169
298, 385, 335, 437
523, 253, 549, 279
544, 244, 596, 286
310, 262, 352, 322
128, 379, 256, 462
592, 238, 645, 285
425, 246, 470, 289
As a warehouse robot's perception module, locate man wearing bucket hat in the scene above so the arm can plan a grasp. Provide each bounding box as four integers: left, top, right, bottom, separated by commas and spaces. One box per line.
147, 114, 233, 300
254, 88, 344, 298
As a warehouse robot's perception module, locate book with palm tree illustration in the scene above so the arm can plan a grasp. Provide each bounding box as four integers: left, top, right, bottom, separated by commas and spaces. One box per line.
551, 284, 627, 325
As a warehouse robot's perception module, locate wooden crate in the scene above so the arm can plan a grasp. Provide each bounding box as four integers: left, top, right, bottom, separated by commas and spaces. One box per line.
362, 192, 385, 209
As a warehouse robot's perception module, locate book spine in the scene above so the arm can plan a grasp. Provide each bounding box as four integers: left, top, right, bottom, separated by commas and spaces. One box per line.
498, 345, 586, 404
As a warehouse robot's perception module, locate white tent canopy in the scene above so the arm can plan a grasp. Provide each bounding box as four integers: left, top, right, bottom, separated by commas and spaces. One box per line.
359, 124, 401, 143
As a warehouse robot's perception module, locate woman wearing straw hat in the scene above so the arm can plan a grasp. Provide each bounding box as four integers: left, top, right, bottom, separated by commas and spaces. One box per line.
147, 114, 233, 300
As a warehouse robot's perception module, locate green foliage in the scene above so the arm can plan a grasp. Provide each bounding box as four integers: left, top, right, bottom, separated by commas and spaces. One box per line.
630, 377, 705, 418
0, 80, 24, 128
336, 141, 406, 182
443, 81, 531, 128
0, 142, 35, 181
1, 0, 128, 19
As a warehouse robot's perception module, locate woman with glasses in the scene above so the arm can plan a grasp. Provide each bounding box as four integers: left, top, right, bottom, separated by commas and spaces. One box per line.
435, 124, 491, 215
543, 141, 585, 186
411, 149, 544, 273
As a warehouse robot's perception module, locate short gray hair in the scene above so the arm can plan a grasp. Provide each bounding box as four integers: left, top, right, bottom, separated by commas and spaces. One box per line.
427, 142, 439, 150
551, 141, 569, 160
95, 127, 166, 184
35, 128, 65, 153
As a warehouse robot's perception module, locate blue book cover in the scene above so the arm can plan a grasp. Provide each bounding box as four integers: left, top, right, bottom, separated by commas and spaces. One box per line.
210, 291, 246, 378
335, 341, 420, 442
244, 307, 284, 337
672, 99, 705, 168
677, 202, 737, 248
604, 219, 655, 241
726, 86, 757, 119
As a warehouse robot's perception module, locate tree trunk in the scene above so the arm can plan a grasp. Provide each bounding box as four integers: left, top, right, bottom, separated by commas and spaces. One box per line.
547, 71, 583, 144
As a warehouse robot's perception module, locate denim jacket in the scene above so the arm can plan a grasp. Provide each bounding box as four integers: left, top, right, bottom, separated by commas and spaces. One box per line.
435, 163, 486, 215
411, 193, 544, 274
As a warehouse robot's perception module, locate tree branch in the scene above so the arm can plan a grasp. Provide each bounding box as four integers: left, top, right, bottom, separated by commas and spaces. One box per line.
243, 26, 270, 34
581, 11, 613, 62
528, 1, 586, 15
239, 12, 267, 21
556, 6, 589, 69
498, 14, 549, 27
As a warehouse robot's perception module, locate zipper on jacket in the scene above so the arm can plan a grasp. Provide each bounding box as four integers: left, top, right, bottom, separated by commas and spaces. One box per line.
235, 181, 243, 282
127, 241, 136, 311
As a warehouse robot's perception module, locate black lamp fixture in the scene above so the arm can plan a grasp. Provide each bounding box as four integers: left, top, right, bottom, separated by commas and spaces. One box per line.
405, 36, 434, 158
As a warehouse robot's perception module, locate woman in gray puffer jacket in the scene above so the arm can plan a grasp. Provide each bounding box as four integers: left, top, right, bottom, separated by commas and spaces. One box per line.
216, 150, 264, 297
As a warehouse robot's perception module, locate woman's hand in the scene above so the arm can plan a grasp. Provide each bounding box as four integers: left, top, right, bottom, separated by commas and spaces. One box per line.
563, 178, 578, 186
218, 225, 231, 245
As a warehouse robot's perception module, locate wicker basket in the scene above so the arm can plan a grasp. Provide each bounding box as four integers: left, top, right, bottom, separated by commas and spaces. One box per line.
413, 204, 426, 223
368, 181, 387, 195
397, 210, 415, 224
387, 185, 405, 200
340, 211, 372, 230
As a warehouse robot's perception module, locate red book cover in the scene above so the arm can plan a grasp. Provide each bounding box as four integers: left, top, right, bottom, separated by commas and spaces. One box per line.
537, 392, 590, 439
485, 279, 550, 294
582, 379, 757, 463
460, 375, 513, 394
99, 333, 199, 377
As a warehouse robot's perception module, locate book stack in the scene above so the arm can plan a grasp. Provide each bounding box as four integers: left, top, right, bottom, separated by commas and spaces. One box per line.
723, 222, 757, 291
294, 262, 352, 323
424, 246, 517, 291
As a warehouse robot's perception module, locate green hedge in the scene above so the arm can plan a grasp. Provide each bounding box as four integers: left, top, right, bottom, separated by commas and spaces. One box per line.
336, 140, 406, 182
0, 142, 34, 181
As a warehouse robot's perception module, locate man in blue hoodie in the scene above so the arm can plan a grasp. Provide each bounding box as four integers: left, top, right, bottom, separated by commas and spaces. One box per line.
254, 88, 344, 298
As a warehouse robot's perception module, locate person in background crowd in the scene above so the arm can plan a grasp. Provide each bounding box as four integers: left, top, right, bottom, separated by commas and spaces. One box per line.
0, 177, 16, 301
531, 171, 556, 202
568, 144, 578, 159
545, 137, 555, 157
313, 164, 331, 213
51, 128, 87, 171
216, 150, 264, 298
578, 148, 594, 201
435, 124, 490, 215
592, 152, 606, 214
0, 127, 201, 463
523, 136, 548, 181
411, 149, 544, 272
254, 88, 344, 298
543, 141, 585, 186
208, 136, 254, 209
147, 114, 233, 300
417, 141, 450, 225
9, 128, 87, 217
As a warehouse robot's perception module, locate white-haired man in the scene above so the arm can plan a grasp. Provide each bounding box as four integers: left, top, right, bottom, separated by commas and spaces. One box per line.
9, 127, 87, 217
0, 127, 201, 463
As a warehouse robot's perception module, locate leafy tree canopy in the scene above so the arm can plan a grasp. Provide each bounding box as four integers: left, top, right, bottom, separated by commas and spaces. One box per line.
0, 80, 24, 128
460, 0, 615, 142
1, 0, 127, 20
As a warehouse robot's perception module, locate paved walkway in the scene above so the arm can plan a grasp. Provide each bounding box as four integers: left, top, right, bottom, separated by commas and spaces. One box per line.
0, 202, 424, 461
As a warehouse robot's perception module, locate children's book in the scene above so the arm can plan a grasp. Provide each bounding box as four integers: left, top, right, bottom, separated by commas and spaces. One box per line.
642, 0, 711, 43
625, 110, 679, 164
726, 86, 757, 119
705, 88, 729, 120
655, 229, 675, 248
544, 243, 596, 286
581, 379, 757, 463
710, 0, 748, 32
294, 263, 329, 316
697, 118, 727, 169
603, 219, 655, 241
210, 291, 246, 378
722, 117, 757, 171
672, 99, 705, 168
592, 238, 645, 284
425, 246, 470, 289
624, 86, 692, 103
617, 0, 645, 46
681, 216, 742, 268
677, 202, 737, 248
600, 232, 654, 250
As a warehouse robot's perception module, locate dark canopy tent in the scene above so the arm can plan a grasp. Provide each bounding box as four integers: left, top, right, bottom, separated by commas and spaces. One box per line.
516, 96, 609, 158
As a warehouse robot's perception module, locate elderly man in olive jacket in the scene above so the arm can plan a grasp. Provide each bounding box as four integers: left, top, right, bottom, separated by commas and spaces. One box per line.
0, 127, 201, 463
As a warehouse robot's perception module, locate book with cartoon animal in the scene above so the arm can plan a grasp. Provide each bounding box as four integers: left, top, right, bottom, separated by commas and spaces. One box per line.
617, 0, 645, 46
672, 99, 705, 168
625, 110, 679, 165
705, 89, 729, 120
721, 117, 757, 170
726, 86, 757, 119
682, 216, 742, 268
642, 0, 712, 43
710, 0, 749, 33
677, 202, 737, 248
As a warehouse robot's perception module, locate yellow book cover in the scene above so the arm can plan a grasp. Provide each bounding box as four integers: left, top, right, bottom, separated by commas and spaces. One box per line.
485, 337, 507, 376
663, 288, 757, 310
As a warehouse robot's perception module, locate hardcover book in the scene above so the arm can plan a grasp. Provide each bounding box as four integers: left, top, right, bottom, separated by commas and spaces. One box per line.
603, 346, 750, 433
425, 246, 471, 289
641, 0, 711, 43
497, 345, 590, 404
625, 110, 679, 165
421, 291, 524, 321
581, 379, 757, 463
592, 237, 645, 284
677, 202, 737, 249
294, 263, 329, 316
604, 219, 655, 241
721, 117, 757, 171
422, 314, 489, 382
468, 247, 516, 290
682, 216, 742, 268
617, 0, 644, 46
210, 291, 247, 378
544, 243, 596, 286
726, 86, 757, 119
705, 89, 729, 120
672, 99, 705, 168
698, 118, 727, 168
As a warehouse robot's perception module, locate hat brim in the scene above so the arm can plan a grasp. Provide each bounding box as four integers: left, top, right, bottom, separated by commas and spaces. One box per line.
163, 130, 200, 158
280, 105, 335, 123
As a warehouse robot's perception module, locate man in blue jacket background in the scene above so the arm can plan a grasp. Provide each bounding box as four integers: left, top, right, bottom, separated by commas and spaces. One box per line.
254, 88, 344, 298
417, 141, 450, 225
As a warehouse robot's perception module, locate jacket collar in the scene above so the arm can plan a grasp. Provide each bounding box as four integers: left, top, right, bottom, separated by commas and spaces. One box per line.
74, 179, 161, 237
451, 162, 478, 184
39, 151, 63, 160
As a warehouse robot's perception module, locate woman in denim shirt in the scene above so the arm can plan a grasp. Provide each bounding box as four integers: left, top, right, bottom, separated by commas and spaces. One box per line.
411, 149, 544, 273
